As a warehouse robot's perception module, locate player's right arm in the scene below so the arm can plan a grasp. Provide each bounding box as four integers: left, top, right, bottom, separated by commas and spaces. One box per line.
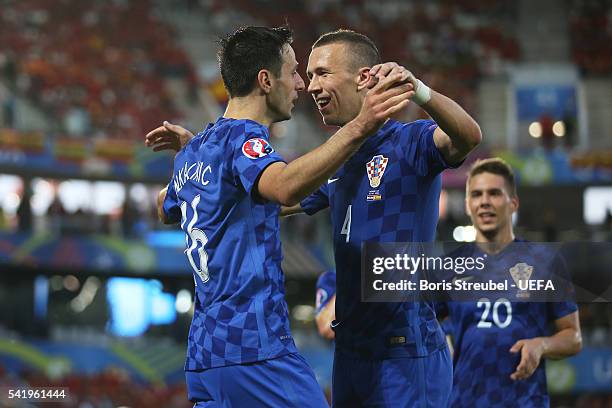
280, 204, 304, 217
281, 179, 331, 216
509, 310, 582, 381
148, 72, 412, 208
315, 271, 337, 340
256, 70, 413, 206
316, 295, 336, 340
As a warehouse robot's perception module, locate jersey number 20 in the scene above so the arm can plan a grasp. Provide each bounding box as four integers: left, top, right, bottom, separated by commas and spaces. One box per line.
181, 195, 209, 284
476, 298, 512, 328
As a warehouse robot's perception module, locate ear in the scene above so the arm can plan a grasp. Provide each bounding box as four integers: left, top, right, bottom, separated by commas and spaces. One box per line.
356, 67, 374, 91
257, 69, 273, 94
510, 195, 519, 214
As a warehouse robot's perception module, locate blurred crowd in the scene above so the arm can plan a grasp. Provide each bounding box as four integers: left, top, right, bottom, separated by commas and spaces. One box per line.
197, 0, 521, 117
569, 0, 612, 74
0, 180, 163, 242
0, 0, 610, 141
0, 0, 195, 139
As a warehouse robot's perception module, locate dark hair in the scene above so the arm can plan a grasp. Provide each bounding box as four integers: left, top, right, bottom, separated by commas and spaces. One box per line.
217, 26, 293, 97
468, 158, 517, 197
312, 29, 381, 70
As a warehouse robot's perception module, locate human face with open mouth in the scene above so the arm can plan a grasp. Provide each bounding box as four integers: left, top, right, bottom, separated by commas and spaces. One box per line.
466, 172, 518, 243
306, 43, 366, 127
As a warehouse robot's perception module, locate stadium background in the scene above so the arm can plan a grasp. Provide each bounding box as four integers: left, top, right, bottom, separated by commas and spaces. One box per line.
0, 0, 610, 406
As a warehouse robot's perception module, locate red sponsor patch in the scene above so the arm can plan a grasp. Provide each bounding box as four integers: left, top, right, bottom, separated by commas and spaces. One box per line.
242, 138, 274, 159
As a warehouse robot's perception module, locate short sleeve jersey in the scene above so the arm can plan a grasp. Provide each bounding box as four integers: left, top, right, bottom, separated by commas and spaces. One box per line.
164, 117, 297, 370
315, 270, 337, 315
437, 240, 578, 407
301, 119, 459, 359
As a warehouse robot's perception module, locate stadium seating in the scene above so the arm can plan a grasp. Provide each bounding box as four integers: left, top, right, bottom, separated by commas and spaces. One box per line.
193, 0, 521, 115
569, 0, 612, 74
0, 0, 195, 139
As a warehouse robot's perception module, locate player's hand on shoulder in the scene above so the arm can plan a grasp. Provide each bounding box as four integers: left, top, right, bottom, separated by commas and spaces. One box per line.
509, 338, 545, 381
145, 121, 194, 152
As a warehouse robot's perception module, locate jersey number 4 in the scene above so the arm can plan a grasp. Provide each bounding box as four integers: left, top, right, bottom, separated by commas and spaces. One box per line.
477, 298, 512, 329
181, 195, 210, 284
341, 205, 352, 243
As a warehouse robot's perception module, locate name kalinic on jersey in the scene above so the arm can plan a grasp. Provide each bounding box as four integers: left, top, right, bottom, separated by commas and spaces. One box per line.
163, 117, 297, 370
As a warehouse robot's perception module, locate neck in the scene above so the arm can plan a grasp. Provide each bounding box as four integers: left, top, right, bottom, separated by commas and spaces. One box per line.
224, 94, 273, 127
476, 225, 515, 254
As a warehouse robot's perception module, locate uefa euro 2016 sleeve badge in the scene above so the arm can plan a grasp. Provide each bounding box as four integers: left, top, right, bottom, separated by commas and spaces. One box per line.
242, 138, 274, 159
509, 262, 534, 299
366, 155, 389, 188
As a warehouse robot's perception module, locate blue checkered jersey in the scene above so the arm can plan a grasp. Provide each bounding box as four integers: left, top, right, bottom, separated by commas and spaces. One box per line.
163, 117, 298, 371
301, 119, 458, 359
315, 270, 336, 315
437, 240, 578, 407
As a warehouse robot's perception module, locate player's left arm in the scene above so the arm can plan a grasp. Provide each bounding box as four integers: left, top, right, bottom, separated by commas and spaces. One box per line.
157, 186, 169, 223
145, 121, 194, 152
509, 311, 582, 381
425, 91, 482, 165
146, 122, 191, 225
370, 63, 482, 165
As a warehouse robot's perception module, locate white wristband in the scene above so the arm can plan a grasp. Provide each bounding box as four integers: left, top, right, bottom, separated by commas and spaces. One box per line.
412, 79, 431, 106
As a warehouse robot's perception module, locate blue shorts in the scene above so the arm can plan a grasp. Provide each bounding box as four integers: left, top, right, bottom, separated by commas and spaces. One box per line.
332, 346, 452, 408
186, 352, 329, 407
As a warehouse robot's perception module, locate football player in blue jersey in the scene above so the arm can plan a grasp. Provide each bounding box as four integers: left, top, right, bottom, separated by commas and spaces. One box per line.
437, 158, 582, 407
147, 26, 414, 407
149, 28, 482, 407
289, 29, 481, 407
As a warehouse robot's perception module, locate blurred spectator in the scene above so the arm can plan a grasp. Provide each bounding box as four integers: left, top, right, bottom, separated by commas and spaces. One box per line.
605, 210, 612, 242
0, 51, 17, 90
48, 193, 67, 235
0, 86, 16, 127
539, 113, 555, 150
562, 106, 577, 148
17, 183, 32, 232
121, 195, 140, 238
